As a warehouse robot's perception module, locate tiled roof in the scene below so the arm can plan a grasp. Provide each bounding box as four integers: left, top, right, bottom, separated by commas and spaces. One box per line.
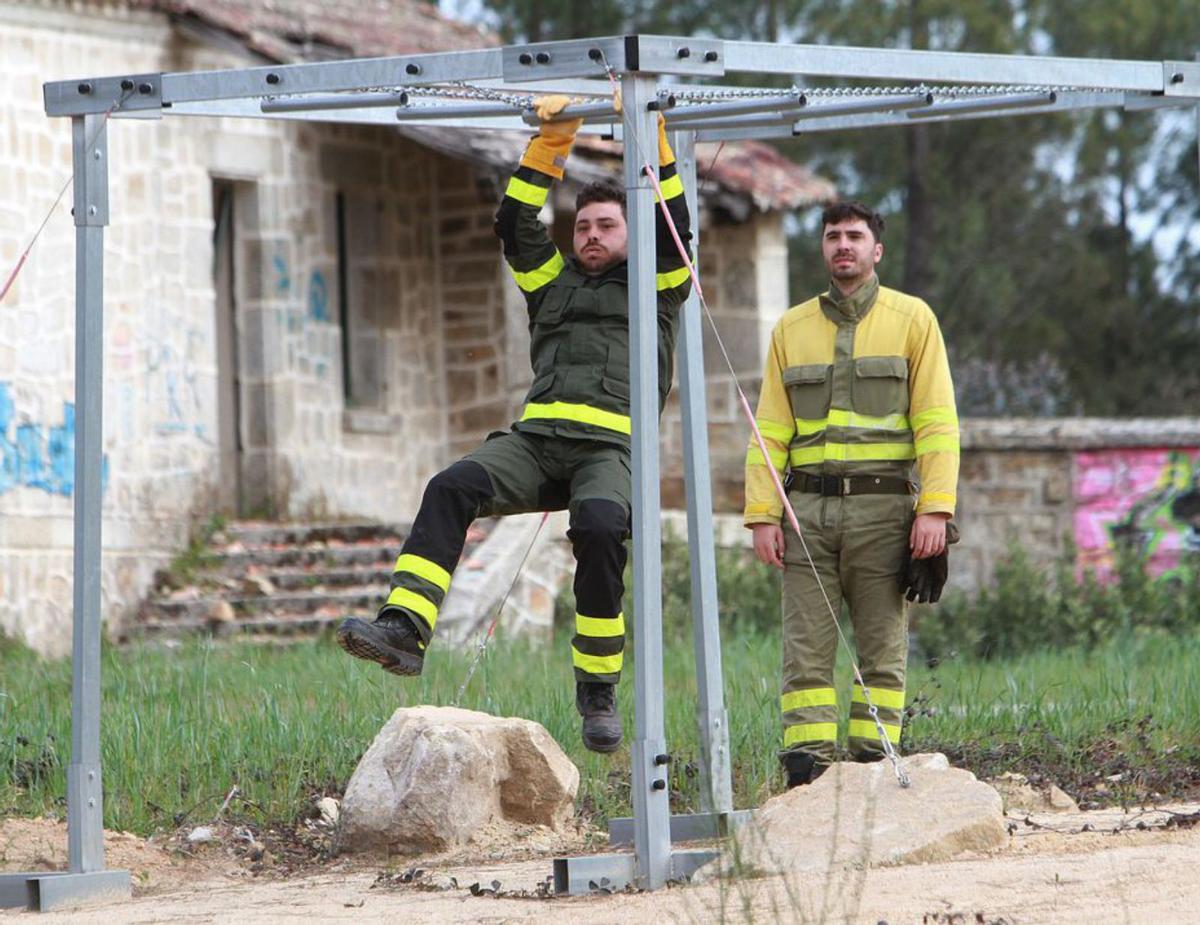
142, 0, 494, 61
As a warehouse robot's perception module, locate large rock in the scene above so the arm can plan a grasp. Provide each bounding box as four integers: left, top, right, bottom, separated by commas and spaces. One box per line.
337, 706, 578, 854
716, 753, 1006, 878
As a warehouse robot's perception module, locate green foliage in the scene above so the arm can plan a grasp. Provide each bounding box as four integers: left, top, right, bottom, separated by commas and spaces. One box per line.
160, 513, 227, 588
6, 627, 1200, 835
914, 542, 1200, 661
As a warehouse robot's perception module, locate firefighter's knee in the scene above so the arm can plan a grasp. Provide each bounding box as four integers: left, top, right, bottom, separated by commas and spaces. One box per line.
568, 499, 629, 553
424, 460, 493, 507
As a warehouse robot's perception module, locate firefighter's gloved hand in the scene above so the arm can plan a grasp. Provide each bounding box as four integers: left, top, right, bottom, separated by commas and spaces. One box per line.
521, 95, 582, 180
532, 94, 583, 138
899, 520, 959, 604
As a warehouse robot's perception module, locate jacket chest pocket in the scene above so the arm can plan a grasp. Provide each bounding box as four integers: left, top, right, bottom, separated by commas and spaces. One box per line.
782, 364, 831, 420
532, 286, 570, 326
853, 355, 909, 416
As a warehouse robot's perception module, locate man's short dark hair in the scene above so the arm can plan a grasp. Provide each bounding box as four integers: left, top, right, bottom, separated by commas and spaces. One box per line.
821, 200, 884, 243
576, 180, 626, 216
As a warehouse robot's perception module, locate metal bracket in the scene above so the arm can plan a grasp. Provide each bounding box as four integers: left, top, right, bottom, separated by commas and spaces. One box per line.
45, 73, 163, 117
502, 35, 725, 80
608, 809, 753, 846
0, 871, 131, 912
631, 35, 725, 77
552, 849, 718, 895
1163, 61, 1200, 98
503, 36, 630, 80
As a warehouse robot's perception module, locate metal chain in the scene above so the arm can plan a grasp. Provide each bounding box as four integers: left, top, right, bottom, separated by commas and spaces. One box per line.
668, 81, 1102, 102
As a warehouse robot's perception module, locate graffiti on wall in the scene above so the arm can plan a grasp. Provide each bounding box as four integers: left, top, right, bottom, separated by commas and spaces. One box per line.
1074, 449, 1200, 577
0, 381, 108, 497
145, 330, 206, 438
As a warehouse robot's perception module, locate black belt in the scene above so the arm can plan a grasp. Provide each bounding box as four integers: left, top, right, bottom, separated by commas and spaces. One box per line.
786, 472, 912, 497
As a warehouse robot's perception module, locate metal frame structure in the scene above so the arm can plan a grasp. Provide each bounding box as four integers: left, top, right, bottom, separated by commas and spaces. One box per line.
7, 32, 1199, 911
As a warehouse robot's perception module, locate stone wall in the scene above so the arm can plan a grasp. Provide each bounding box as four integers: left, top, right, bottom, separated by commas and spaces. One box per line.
0, 3, 465, 653
2, 4, 220, 655
690, 415, 1200, 596
660, 212, 786, 510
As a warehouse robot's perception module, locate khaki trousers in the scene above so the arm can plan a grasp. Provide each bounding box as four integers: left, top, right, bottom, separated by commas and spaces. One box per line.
780, 490, 913, 766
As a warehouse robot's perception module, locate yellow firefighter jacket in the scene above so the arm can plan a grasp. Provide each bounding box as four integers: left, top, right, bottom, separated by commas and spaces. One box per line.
744, 276, 959, 525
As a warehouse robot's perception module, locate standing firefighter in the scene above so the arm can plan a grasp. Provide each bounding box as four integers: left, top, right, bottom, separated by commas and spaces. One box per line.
744, 201, 959, 787
337, 96, 692, 753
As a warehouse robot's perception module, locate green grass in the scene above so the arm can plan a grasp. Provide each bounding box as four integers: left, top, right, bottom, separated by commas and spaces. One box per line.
3, 627, 1200, 837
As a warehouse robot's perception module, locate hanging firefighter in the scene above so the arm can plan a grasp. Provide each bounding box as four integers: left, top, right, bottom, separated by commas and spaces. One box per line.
744, 200, 960, 787
337, 95, 692, 753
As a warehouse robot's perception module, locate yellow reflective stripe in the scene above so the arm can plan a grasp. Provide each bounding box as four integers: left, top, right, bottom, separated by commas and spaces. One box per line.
781, 687, 838, 713
510, 250, 564, 292
795, 410, 911, 436
576, 613, 625, 638
910, 406, 959, 430
393, 554, 450, 593
848, 718, 901, 743
572, 646, 623, 674
829, 409, 911, 431
920, 490, 956, 505
851, 686, 905, 710
656, 265, 690, 291
757, 419, 794, 444
656, 173, 684, 201
915, 434, 960, 456
747, 445, 788, 470
385, 587, 439, 627
783, 723, 838, 747
504, 175, 550, 208
790, 442, 916, 465
521, 401, 631, 435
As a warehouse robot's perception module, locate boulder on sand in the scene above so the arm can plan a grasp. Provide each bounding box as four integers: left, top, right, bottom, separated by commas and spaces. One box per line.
336, 706, 579, 854
712, 753, 1006, 878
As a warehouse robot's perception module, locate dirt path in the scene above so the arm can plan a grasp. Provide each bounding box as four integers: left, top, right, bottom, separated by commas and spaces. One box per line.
5, 805, 1200, 923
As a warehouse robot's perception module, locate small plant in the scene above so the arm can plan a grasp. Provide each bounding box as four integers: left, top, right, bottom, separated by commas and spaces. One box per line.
158, 513, 228, 589
913, 540, 1200, 662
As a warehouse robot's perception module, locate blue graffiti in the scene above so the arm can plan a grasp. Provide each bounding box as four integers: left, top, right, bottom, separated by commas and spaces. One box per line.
0, 382, 108, 497
308, 271, 330, 322
273, 254, 291, 294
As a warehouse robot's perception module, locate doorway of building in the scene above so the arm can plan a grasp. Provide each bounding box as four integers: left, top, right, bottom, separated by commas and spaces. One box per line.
212, 179, 244, 515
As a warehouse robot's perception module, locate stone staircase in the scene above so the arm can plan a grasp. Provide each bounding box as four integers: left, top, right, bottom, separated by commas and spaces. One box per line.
125, 521, 423, 643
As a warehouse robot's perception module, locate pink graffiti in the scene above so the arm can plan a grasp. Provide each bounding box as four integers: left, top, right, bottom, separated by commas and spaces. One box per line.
1073, 449, 1200, 578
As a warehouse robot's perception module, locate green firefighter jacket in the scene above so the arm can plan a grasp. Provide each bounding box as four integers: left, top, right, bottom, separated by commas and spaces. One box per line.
493, 134, 693, 447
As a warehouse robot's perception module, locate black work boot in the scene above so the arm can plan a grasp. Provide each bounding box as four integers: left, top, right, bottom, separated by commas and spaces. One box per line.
780, 750, 829, 789
336, 611, 425, 676
576, 681, 622, 753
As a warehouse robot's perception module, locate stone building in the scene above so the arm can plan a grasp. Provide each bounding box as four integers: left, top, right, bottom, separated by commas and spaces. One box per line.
0, 0, 832, 655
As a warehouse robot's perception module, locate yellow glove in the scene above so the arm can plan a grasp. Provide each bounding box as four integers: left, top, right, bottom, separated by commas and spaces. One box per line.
657, 114, 674, 167
521, 94, 582, 179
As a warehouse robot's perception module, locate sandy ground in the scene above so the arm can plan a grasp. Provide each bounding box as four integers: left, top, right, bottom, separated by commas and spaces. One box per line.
4, 804, 1200, 924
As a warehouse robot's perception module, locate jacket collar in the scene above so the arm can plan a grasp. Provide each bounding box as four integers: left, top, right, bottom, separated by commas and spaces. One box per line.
820, 274, 880, 322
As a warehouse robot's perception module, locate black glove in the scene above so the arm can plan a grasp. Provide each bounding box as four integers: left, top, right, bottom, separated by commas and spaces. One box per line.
899, 520, 959, 604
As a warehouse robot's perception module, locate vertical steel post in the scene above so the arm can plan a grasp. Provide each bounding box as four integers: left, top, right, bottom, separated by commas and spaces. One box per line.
622, 72, 672, 890
69, 113, 109, 874
671, 130, 733, 816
